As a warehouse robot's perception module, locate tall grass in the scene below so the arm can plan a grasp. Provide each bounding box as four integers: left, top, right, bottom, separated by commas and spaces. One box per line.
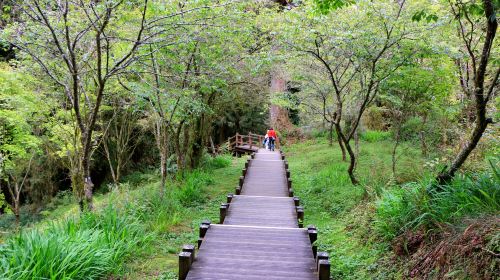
361, 130, 391, 142
201, 153, 232, 170
0, 206, 148, 279
174, 170, 213, 207
374, 165, 500, 239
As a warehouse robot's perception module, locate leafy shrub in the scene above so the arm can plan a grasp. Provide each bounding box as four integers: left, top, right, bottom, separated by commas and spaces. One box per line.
361, 130, 391, 142
202, 154, 232, 170
122, 169, 161, 187
174, 171, 213, 207
400, 116, 423, 141
364, 106, 388, 130
374, 165, 500, 239
0, 206, 148, 280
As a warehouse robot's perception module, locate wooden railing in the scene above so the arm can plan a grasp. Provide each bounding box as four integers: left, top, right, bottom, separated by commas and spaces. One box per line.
226, 132, 280, 152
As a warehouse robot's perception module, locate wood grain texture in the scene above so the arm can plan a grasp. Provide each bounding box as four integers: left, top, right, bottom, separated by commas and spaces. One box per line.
186, 149, 317, 280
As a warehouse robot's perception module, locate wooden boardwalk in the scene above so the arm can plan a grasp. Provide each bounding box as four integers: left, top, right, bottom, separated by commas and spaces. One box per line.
179, 149, 330, 280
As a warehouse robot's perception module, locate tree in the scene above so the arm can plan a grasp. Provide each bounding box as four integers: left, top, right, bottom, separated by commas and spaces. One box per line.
436, 0, 498, 183
282, 0, 417, 184
0, 64, 40, 225
101, 92, 141, 185
291, 61, 345, 154
381, 58, 453, 179
5, 0, 149, 210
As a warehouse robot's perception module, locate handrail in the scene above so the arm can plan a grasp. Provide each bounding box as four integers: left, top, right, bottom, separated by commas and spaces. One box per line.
227, 132, 280, 152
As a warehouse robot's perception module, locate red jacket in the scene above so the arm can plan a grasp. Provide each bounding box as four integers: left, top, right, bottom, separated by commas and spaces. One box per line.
267, 129, 277, 139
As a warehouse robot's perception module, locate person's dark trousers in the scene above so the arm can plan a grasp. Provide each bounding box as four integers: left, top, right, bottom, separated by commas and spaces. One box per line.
269, 137, 275, 151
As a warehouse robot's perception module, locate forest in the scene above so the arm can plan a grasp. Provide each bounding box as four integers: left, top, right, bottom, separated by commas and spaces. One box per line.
0, 0, 498, 279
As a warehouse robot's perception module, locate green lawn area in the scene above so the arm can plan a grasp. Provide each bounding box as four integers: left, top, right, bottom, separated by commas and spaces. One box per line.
283, 138, 426, 279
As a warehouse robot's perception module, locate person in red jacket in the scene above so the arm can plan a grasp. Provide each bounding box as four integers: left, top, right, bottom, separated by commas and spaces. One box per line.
266, 128, 277, 151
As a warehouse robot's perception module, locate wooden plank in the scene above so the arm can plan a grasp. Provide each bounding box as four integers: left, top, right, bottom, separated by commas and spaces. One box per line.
187, 225, 316, 280
184, 149, 320, 280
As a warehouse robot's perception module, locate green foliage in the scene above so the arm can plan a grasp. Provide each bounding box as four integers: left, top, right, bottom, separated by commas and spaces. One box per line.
412, 10, 439, 22
374, 165, 500, 239
0, 205, 148, 280
174, 171, 214, 207
314, 0, 354, 14
0, 64, 40, 177
201, 154, 232, 170
364, 106, 388, 131
361, 130, 392, 143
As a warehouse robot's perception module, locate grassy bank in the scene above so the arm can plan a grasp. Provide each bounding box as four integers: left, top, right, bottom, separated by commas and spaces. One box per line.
1, 138, 497, 279
0, 154, 245, 279
284, 136, 499, 279
284, 138, 426, 279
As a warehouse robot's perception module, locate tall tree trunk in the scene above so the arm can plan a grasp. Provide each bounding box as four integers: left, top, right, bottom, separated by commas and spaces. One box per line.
159, 123, 169, 194
437, 0, 497, 184
338, 129, 359, 185
328, 122, 334, 146
103, 140, 118, 185
174, 121, 185, 175
14, 185, 20, 227
335, 123, 347, 161
354, 128, 360, 169
82, 158, 94, 211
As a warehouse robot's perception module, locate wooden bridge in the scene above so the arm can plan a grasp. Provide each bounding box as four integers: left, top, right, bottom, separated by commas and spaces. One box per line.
226, 133, 280, 155
178, 149, 330, 280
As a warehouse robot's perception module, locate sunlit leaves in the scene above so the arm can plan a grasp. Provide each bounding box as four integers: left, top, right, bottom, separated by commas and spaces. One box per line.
412, 10, 439, 22
0, 64, 41, 178
314, 0, 354, 14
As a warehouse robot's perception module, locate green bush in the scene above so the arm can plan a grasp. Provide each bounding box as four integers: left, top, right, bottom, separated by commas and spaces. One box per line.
311, 129, 327, 139
122, 169, 160, 187
361, 130, 391, 142
400, 116, 423, 141
174, 171, 213, 207
0, 206, 148, 280
202, 154, 232, 170
374, 165, 500, 239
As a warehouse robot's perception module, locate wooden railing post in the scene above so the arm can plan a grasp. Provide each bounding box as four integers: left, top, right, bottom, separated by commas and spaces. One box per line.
227, 193, 234, 203
220, 203, 228, 224
317, 252, 330, 280
199, 222, 210, 238
296, 206, 304, 228
182, 244, 196, 264
178, 251, 192, 280
293, 197, 300, 206
308, 227, 317, 244
248, 133, 252, 149
307, 225, 318, 257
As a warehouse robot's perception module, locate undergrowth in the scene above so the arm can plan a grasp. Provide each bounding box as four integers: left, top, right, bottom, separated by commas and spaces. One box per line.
0, 205, 148, 279
0, 153, 240, 280
375, 161, 500, 240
